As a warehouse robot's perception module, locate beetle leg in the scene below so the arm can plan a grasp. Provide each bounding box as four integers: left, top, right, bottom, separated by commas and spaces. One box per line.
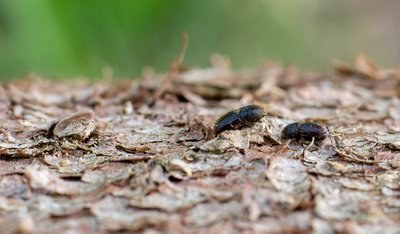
304, 137, 315, 151
275, 139, 292, 156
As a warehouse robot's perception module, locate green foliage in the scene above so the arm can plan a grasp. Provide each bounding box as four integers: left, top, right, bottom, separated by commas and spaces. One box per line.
0, 1, 387, 80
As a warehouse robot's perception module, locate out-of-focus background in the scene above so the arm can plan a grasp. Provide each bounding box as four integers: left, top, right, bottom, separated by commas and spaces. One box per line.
0, 0, 398, 80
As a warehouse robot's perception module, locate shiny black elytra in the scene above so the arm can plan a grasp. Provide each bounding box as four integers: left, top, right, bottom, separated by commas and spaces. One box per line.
281, 122, 328, 141
214, 105, 264, 135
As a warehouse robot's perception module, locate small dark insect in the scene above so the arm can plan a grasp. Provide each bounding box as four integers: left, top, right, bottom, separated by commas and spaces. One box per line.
214, 105, 265, 135
281, 122, 328, 141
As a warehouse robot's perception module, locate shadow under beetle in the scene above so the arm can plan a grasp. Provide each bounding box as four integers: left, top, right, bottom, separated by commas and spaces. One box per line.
214, 105, 265, 135
281, 122, 328, 141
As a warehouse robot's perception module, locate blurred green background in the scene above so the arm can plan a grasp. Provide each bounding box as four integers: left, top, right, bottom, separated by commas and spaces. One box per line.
0, 0, 398, 80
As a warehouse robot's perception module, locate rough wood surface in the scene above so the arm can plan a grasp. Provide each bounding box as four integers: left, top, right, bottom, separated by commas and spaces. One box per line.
0, 56, 399, 233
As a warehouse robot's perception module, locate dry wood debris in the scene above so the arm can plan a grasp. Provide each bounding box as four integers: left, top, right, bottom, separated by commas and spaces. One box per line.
0, 55, 399, 233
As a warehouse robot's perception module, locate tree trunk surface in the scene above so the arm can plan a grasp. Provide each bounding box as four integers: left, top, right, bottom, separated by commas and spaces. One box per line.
0, 57, 399, 233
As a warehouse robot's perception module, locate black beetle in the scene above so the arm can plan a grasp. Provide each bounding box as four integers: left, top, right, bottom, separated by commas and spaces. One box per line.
281, 122, 328, 141
214, 105, 264, 135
